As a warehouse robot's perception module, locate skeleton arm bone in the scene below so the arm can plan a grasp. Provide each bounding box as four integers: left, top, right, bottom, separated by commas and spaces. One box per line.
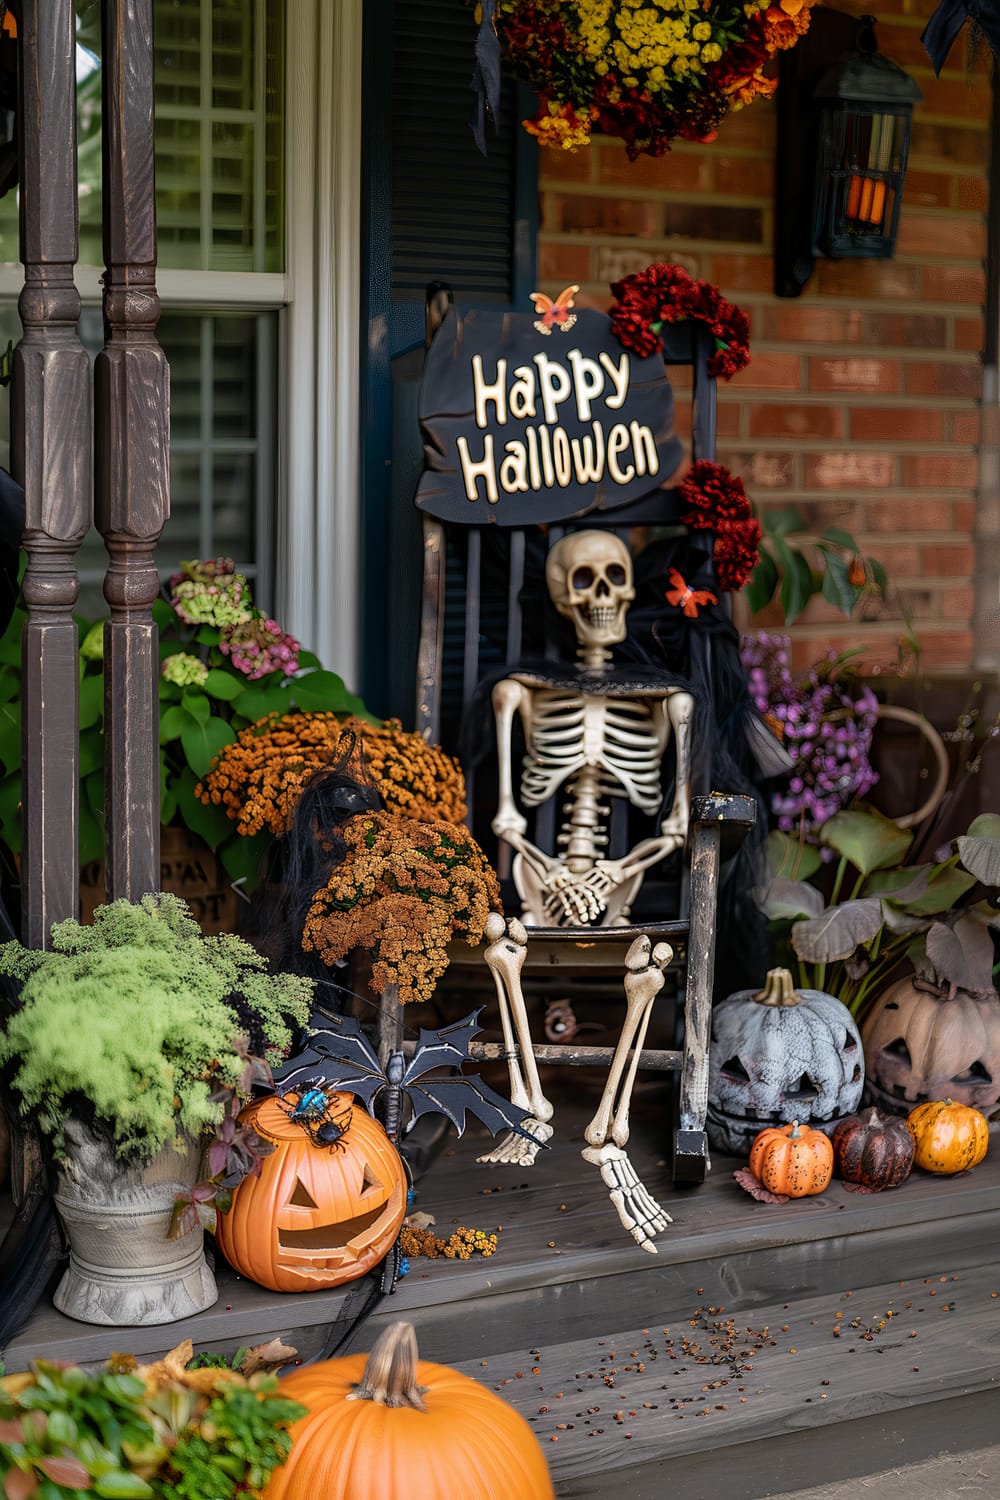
491, 677, 560, 881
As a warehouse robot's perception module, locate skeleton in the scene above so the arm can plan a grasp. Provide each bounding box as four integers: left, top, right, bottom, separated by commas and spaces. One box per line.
492, 531, 694, 929
479, 531, 695, 1251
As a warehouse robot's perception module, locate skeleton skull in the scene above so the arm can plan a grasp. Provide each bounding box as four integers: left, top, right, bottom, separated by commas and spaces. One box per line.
546, 531, 635, 648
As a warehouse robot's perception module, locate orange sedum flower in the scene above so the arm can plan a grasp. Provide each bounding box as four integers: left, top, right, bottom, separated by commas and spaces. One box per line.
301, 810, 501, 1005
196, 714, 468, 837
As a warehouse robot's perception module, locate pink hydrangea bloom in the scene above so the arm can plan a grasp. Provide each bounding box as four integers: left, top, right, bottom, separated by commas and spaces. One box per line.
219, 617, 300, 680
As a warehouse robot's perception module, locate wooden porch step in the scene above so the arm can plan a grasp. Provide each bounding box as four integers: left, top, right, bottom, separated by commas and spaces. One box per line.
5, 1078, 999, 1500
6, 1105, 999, 1377
448, 1258, 1000, 1498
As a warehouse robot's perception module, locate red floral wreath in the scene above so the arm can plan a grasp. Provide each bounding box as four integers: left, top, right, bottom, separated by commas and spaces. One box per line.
610, 263, 751, 381
679, 460, 762, 592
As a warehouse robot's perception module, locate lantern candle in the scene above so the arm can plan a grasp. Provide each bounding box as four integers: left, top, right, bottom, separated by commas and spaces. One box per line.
846, 174, 886, 228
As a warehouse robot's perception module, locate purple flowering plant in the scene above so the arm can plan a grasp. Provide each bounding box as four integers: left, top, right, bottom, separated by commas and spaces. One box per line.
740, 631, 880, 837
745, 632, 1000, 1018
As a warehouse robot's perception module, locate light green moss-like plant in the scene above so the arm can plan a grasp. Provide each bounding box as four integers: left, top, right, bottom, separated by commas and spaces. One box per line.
0, 893, 312, 1162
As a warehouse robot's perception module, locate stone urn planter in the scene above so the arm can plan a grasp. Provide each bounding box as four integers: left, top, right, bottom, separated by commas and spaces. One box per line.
53, 1120, 217, 1326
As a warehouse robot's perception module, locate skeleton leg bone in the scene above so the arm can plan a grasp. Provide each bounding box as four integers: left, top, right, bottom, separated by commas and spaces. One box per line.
477, 914, 555, 1166
581, 936, 674, 1252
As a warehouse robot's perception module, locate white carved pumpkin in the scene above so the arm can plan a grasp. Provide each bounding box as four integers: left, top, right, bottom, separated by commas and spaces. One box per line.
707, 968, 865, 1154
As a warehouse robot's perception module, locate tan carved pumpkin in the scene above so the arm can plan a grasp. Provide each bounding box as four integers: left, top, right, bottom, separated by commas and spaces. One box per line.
862, 975, 1000, 1116
215, 1090, 407, 1292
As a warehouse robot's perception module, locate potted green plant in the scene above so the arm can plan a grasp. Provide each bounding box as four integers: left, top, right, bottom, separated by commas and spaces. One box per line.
744, 505, 890, 626
762, 806, 1000, 1019
0, 558, 372, 910
0, 893, 311, 1327
0, 1337, 306, 1498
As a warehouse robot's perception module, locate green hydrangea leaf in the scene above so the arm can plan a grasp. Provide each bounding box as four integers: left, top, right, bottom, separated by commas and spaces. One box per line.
181, 718, 236, 779
202, 669, 245, 703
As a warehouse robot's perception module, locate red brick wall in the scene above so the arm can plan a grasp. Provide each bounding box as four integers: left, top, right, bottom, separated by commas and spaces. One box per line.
535, 1, 992, 672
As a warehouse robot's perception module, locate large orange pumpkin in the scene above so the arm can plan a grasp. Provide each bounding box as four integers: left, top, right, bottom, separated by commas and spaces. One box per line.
748, 1120, 833, 1197
906, 1098, 989, 1174
266, 1321, 554, 1499
215, 1091, 407, 1292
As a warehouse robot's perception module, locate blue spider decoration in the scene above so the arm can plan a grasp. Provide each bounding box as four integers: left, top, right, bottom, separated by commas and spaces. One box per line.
273, 1083, 353, 1150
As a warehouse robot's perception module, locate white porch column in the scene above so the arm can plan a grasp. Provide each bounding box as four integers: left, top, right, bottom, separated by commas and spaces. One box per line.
280, 0, 363, 688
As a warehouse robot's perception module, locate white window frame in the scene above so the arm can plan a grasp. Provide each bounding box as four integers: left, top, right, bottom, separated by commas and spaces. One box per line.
0, 0, 364, 688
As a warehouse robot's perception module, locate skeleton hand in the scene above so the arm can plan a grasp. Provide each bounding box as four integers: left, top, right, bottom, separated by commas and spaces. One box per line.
541, 869, 606, 925
584, 860, 629, 898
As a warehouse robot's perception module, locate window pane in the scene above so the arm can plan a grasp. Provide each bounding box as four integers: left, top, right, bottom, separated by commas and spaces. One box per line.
0, 0, 286, 273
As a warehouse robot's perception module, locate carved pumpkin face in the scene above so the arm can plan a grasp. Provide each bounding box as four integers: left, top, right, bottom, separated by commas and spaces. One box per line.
708, 969, 864, 1154
215, 1091, 407, 1293
862, 976, 1000, 1116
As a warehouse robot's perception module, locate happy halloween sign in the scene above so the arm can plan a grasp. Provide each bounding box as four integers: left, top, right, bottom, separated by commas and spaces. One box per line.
415, 302, 682, 526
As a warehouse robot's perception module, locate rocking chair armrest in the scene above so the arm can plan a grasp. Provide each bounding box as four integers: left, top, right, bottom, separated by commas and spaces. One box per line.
689, 791, 756, 862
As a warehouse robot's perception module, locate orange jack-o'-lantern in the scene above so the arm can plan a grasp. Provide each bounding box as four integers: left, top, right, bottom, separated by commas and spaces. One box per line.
216, 1090, 407, 1293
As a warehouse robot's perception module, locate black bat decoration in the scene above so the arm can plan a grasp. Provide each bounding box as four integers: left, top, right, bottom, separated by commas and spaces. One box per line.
272, 1009, 538, 1147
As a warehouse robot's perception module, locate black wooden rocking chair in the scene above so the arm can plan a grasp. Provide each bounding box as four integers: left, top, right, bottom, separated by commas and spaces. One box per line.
402, 284, 757, 1188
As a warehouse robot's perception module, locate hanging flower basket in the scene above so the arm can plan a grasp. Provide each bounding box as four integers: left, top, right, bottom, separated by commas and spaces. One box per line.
495, 0, 817, 158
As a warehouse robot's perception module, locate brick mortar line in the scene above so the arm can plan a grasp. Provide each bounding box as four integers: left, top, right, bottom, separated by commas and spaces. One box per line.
719, 399, 983, 411
737, 490, 979, 501
718, 438, 979, 452
539, 241, 986, 272
542, 182, 987, 214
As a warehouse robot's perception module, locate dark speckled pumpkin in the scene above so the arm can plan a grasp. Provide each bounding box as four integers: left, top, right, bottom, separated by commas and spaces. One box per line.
831, 1107, 914, 1191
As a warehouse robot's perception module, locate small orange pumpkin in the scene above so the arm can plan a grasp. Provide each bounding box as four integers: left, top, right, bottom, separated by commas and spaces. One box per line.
906, 1098, 989, 1175
216, 1090, 407, 1292
265, 1321, 554, 1499
748, 1120, 833, 1197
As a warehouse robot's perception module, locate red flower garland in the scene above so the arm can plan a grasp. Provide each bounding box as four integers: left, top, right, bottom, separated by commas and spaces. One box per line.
610, 263, 751, 381
679, 460, 762, 593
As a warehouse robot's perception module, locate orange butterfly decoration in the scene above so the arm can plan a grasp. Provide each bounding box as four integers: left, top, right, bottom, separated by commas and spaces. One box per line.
665, 567, 717, 618
530, 284, 580, 335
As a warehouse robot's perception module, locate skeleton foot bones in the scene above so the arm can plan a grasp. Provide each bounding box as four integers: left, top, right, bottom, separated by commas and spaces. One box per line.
580, 1143, 672, 1253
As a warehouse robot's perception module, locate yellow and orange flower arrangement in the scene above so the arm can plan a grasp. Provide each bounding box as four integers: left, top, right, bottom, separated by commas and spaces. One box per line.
496, 0, 816, 158
197, 713, 499, 1003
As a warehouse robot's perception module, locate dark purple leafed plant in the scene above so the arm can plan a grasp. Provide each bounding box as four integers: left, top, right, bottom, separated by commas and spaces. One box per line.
741, 632, 879, 836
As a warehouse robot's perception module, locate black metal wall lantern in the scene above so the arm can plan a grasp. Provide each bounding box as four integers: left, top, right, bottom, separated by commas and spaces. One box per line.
774, 9, 922, 296
812, 16, 922, 260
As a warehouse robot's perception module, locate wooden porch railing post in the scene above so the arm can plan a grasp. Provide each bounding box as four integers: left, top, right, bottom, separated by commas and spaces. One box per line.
94, 0, 169, 900
12, 0, 93, 947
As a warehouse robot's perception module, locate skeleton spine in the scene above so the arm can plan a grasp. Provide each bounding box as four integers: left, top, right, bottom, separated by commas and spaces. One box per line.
560, 765, 607, 871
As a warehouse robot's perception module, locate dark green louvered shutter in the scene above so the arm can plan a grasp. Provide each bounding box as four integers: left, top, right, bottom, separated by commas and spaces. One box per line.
390, 1, 524, 303
361, 0, 538, 718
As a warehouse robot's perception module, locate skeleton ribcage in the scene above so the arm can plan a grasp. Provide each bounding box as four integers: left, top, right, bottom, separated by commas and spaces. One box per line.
519, 690, 666, 815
